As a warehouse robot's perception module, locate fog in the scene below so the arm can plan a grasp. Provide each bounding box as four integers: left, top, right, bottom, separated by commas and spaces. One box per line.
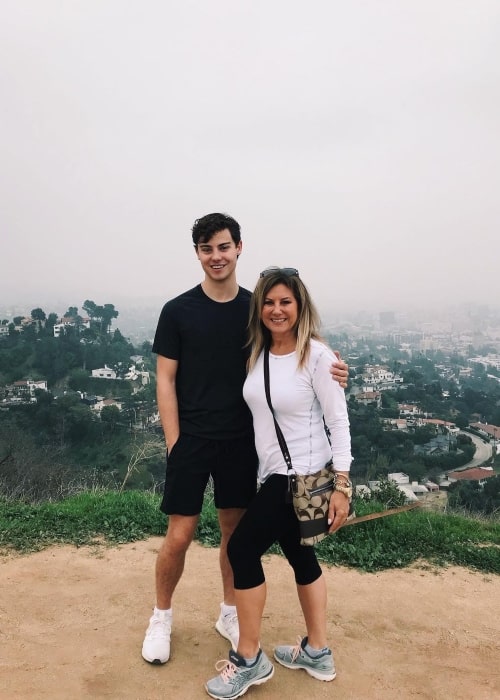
1, 1, 499, 319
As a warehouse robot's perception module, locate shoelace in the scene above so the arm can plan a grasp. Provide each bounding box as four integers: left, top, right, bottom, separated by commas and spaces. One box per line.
214, 659, 238, 682
289, 636, 304, 662
148, 617, 170, 638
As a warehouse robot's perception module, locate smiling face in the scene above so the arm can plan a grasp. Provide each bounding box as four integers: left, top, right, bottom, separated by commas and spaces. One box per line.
195, 228, 242, 283
260, 283, 299, 341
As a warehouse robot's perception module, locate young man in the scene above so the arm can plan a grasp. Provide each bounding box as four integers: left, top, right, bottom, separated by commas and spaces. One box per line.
141, 213, 348, 665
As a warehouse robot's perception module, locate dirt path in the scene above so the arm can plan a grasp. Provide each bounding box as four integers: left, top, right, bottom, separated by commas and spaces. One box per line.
1, 539, 499, 699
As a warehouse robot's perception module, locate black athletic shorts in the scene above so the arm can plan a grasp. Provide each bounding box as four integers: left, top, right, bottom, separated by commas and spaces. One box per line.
160, 433, 258, 516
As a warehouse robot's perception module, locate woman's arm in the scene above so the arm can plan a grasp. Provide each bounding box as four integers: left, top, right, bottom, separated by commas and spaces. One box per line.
311, 345, 353, 531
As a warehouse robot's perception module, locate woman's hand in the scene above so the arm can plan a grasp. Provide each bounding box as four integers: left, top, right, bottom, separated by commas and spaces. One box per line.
327, 490, 351, 533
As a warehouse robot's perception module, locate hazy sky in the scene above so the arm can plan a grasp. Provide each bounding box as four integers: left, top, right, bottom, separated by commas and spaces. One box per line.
1, 1, 499, 318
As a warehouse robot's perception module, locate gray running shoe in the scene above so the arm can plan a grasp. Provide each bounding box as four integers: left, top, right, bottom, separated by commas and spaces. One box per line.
205, 648, 274, 699
273, 636, 336, 681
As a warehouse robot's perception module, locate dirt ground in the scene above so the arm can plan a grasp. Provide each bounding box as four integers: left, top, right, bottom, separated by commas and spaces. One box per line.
1, 538, 499, 700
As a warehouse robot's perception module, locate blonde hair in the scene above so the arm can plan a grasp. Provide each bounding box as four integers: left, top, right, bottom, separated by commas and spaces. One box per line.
247, 268, 323, 371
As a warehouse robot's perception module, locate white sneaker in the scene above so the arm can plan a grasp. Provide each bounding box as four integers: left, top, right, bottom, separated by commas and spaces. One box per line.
215, 605, 239, 650
141, 608, 172, 664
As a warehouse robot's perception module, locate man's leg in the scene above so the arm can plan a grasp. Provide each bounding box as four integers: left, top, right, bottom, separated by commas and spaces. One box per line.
214, 507, 245, 648
217, 507, 245, 605
142, 514, 199, 664
156, 514, 199, 609
211, 434, 258, 648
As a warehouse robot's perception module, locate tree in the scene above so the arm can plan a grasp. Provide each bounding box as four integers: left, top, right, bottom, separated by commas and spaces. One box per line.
31, 308, 47, 334
45, 312, 58, 333
367, 453, 390, 481
81, 326, 98, 343
454, 413, 469, 430
112, 328, 125, 343
403, 369, 424, 387
0, 419, 72, 502
82, 300, 98, 320
411, 425, 436, 445
31, 308, 46, 323
100, 405, 123, 432
68, 369, 91, 392
448, 480, 485, 512
64, 306, 78, 318
101, 304, 119, 333
119, 435, 164, 491
483, 476, 500, 514
82, 300, 119, 334
52, 394, 96, 446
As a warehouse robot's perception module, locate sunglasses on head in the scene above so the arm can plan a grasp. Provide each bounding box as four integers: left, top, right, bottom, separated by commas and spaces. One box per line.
259, 267, 299, 278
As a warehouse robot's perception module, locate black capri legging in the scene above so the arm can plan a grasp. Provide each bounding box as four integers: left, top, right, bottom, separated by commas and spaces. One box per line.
227, 474, 323, 590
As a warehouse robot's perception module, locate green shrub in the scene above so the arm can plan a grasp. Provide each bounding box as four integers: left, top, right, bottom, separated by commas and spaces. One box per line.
1, 490, 499, 575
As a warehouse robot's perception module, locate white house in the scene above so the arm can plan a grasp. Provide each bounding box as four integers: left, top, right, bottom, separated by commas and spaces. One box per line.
53, 316, 91, 337
91, 366, 117, 380
388, 472, 410, 485
124, 366, 150, 385
362, 365, 403, 389
92, 397, 123, 412
398, 403, 420, 416
8, 379, 48, 401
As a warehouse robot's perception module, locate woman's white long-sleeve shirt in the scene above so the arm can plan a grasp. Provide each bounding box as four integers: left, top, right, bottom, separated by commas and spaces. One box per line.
243, 338, 352, 484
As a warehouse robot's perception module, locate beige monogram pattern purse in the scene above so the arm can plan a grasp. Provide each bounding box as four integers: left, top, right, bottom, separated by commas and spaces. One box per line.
292, 463, 336, 545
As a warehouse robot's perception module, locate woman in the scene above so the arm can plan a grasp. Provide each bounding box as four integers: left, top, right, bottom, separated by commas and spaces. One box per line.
205, 267, 352, 700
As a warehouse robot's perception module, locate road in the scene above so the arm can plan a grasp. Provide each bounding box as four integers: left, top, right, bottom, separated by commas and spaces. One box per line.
457, 432, 492, 470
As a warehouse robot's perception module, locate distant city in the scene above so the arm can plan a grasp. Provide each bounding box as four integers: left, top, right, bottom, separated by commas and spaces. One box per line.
2, 300, 500, 353
323, 303, 500, 358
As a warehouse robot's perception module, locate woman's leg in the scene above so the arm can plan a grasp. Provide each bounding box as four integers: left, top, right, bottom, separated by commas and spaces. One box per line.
234, 583, 266, 658
296, 575, 328, 649
279, 506, 327, 649
228, 476, 290, 659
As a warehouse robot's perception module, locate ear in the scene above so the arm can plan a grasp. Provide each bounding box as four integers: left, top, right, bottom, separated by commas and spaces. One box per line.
236, 240, 243, 257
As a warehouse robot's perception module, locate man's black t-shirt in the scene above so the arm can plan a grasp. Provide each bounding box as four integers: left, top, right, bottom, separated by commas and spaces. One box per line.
152, 285, 253, 440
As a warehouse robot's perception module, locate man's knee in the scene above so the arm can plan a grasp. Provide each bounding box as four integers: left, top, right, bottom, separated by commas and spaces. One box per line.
163, 515, 198, 553
218, 508, 245, 540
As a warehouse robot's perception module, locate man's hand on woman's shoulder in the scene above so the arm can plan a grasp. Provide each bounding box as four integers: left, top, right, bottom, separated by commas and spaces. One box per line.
330, 351, 349, 389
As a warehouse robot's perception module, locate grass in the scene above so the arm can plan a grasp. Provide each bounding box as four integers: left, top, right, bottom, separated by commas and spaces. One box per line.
0, 491, 166, 552
1, 490, 499, 574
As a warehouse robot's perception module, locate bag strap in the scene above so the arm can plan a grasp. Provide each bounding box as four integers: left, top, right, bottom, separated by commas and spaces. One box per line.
264, 347, 296, 500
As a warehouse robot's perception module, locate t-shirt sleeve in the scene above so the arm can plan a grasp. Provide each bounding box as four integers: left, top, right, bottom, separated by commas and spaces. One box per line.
152, 302, 180, 359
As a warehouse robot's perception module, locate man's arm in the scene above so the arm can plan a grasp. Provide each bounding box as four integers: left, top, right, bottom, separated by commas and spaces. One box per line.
331, 351, 349, 389
156, 354, 180, 450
